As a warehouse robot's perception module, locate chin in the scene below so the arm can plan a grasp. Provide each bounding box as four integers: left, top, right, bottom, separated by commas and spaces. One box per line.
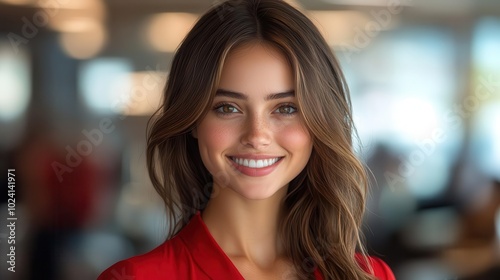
232, 183, 286, 201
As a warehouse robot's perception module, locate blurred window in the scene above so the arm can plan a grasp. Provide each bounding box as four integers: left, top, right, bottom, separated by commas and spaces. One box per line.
472, 17, 500, 79
79, 58, 133, 114
0, 39, 31, 122
338, 25, 460, 199
469, 17, 500, 180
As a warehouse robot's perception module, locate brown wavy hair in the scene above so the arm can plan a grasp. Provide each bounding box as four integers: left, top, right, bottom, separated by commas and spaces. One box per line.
146, 0, 373, 279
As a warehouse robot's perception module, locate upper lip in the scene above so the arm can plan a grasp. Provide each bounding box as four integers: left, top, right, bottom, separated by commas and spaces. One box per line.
228, 154, 284, 160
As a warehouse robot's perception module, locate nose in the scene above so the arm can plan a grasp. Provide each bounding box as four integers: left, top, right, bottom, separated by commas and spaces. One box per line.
240, 114, 272, 149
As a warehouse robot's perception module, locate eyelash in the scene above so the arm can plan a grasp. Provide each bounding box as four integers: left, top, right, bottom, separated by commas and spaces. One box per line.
212, 102, 298, 116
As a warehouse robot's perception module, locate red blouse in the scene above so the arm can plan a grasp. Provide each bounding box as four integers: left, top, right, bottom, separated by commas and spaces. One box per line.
98, 212, 395, 279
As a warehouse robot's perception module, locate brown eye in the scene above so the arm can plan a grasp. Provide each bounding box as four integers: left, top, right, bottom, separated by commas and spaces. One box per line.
214, 104, 239, 114
222, 105, 235, 113
276, 105, 297, 115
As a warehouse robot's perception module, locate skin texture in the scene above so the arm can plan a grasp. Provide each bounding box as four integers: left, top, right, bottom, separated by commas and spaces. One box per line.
194, 42, 313, 279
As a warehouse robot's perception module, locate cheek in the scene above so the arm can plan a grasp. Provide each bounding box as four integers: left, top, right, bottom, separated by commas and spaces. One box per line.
277, 122, 312, 153
197, 118, 236, 153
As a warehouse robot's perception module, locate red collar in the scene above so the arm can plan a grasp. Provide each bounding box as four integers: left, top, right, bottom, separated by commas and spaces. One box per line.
177, 211, 245, 278
176, 211, 323, 279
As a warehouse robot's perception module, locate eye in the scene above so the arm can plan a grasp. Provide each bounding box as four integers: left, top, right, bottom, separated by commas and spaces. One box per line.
275, 104, 297, 115
214, 103, 240, 114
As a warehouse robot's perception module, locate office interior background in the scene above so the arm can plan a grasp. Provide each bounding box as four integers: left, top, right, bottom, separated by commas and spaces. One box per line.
0, 0, 499, 279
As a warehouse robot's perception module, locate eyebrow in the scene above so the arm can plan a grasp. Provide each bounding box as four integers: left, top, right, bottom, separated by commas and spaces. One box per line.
215, 89, 295, 101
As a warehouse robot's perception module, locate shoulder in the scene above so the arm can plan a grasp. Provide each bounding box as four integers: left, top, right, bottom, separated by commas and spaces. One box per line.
355, 254, 396, 280
97, 235, 191, 280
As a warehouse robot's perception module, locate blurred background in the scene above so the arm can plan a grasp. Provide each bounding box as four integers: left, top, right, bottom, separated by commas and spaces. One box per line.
0, 0, 499, 279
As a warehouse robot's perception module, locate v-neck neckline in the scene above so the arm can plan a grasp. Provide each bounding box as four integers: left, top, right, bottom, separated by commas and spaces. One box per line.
177, 211, 323, 279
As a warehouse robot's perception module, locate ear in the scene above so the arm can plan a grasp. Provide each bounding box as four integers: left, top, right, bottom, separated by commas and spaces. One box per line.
191, 127, 198, 138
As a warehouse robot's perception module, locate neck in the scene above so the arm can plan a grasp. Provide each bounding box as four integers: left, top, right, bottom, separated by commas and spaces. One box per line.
201, 184, 288, 268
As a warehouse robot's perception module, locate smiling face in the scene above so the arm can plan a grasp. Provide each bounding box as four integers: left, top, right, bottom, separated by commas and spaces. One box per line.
193, 42, 313, 200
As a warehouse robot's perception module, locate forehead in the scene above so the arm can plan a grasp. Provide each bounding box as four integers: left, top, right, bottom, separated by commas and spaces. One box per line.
217, 42, 294, 95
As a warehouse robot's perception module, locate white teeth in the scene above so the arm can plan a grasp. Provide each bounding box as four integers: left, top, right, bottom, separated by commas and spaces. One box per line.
231, 157, 280, 168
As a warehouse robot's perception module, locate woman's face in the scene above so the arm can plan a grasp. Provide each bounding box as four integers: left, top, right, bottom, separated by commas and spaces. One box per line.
194, 43, 313, 200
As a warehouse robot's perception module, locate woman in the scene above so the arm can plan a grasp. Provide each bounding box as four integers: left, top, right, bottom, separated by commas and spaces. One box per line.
99, 0, 395, 279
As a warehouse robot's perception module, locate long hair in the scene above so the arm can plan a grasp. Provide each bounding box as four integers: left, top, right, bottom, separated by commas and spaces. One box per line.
146, 0, 373, 279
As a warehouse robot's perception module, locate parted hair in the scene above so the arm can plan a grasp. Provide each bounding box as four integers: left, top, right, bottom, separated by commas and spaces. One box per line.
146, 0, 373, 279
